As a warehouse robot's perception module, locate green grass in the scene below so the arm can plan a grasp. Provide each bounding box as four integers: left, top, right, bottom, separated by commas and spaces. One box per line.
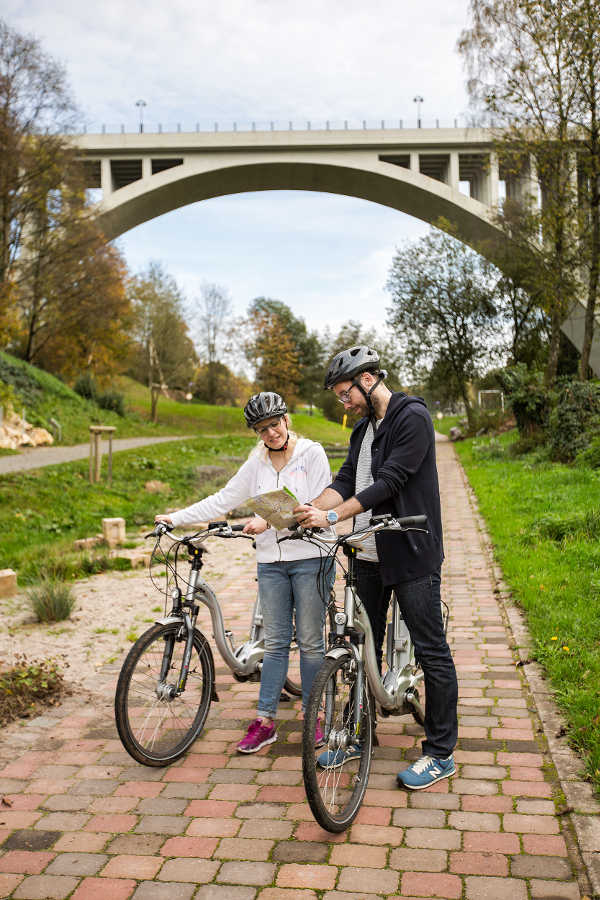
119, 376, 348, 444
433, 414, 462, 436
455, 431, 600, 793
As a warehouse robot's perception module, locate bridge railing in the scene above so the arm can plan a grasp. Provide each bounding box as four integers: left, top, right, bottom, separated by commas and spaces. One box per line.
72, 115, 484, 136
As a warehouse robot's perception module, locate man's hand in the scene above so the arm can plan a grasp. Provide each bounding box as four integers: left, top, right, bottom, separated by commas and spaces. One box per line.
243, 516, 269, 535
154, 515, 173, 525
293, 503, 329, 529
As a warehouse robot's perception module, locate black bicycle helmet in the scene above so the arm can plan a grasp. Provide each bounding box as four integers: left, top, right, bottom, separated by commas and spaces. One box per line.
243, 392, 288, 428
324, 345, 381, 389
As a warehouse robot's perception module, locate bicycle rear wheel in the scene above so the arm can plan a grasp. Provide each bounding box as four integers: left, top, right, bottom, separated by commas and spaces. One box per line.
302, 653, 373, 832
115, 623, 213, 766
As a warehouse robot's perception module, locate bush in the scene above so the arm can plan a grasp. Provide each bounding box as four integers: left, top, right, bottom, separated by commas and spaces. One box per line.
533, 509, 600, 542
546, 380, 600, 463
576, 434, 600, 469
28, 579, 76, 622
497, 365, 552, 437
97, 389, 125, 416
0, 656, 67, 726
471, 437, 506, 460
74, 372, 98, 401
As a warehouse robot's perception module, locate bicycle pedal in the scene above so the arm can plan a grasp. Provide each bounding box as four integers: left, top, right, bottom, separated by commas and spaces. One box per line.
279, 692, 291, 702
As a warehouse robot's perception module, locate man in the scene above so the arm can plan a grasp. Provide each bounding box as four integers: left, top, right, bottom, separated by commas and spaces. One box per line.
294, 345, 458, 790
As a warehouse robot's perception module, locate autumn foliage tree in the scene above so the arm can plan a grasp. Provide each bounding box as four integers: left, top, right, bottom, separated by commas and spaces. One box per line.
244, 300, 302, 408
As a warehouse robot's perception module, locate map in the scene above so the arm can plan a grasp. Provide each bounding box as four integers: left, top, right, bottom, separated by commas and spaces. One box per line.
245, 487, 299, 530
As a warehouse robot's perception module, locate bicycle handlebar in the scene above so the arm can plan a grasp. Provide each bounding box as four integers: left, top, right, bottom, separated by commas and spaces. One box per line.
146, 521, 251, 541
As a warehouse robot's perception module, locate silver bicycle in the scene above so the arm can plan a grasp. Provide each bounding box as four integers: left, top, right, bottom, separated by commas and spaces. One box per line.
114, 521, 301, 766
283, 513, 445, 832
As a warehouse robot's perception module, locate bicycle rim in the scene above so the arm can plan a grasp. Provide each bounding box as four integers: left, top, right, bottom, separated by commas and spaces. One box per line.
115, 623, 213, 766
302, 654, 373, 832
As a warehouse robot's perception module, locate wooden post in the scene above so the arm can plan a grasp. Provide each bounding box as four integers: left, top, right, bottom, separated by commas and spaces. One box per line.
89, 426, 117, 484
107, 431, 113, 484
94, 431, 102, 482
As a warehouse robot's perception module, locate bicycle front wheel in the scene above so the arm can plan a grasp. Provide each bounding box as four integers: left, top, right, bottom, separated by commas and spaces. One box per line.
283, 637, 302, 696
302, 653, 373, 832
115, 623, 213, 766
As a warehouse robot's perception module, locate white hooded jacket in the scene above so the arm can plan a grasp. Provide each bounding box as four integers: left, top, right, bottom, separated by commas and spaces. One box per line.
169, 437, 332, 563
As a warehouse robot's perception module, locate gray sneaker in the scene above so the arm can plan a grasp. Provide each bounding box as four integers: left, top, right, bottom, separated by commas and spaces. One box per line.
317, 743, 362, 769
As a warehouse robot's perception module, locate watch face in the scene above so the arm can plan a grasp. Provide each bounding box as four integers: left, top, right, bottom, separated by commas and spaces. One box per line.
327, 511, 338, 524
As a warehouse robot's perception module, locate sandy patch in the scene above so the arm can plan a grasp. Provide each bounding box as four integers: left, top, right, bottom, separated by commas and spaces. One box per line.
0, 529, 258, 692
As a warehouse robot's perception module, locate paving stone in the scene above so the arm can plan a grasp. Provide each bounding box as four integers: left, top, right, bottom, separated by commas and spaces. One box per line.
388, 847, 447, 872
510, 854, 573, 879
465, 875, 528, 900
2, 829, 61, 851
528, 880, 581, 899
272, 841, 328, 863
13, 873, 79, 898
401, 871, 462, 898
134, 815, 189, 835
106, 834, 166, 856
156, 858, 219, 882
336, 866, 398, 894
214, 837, 274, 861
131, 882, 195, 900
329, 843, 388, 868
100, 854, 164, 879
135, 799, 187, 815
45, 853, 108, 876
196, 887, 256, 900
0, 850, 56, 874
217, 861, 276, 885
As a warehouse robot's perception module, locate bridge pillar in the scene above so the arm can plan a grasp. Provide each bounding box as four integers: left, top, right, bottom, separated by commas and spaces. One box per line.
448, 151, 459, 192
101, 158, 113, 198
482, 152, 499, 208
142, 156, 152, 180
410, 152, 419, 172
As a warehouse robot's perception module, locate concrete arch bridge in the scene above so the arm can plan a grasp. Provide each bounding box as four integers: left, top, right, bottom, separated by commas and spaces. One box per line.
74, 126, 599, 374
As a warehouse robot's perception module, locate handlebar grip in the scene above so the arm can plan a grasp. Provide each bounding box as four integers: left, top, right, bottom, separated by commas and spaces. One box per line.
230, 524, 245, 532
397, 515, 428, 528
208, 521, 228, 529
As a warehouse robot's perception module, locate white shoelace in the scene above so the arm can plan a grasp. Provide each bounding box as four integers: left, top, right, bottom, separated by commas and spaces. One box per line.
411, 755, 435, 774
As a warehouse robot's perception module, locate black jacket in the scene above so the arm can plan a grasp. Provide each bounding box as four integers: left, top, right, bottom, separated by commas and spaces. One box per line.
331, 392, 444, 586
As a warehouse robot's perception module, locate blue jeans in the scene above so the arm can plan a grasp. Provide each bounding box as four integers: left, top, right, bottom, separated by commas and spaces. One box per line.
256, 557, 335, 719
355, 560, 458, 759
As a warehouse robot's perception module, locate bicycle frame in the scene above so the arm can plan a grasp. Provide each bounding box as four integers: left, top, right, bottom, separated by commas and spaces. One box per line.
330, 551, 424, 719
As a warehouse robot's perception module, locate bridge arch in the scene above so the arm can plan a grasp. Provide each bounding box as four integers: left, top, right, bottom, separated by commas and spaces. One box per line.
94, 155, 503, 259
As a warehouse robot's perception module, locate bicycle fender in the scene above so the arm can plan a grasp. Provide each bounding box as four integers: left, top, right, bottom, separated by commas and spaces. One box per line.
326, 646, 353, 661
155, 616, 184, 626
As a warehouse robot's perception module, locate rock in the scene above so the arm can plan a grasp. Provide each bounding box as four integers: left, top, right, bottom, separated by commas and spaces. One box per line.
109, 548, 150, 568
195, 465, 227, 482
28, 427, 53, 446
73, 536, 103, 551
144, 480, 170, 493
449, 426, 464, 441
0, 569, 17, 598
102, 517, 126, 547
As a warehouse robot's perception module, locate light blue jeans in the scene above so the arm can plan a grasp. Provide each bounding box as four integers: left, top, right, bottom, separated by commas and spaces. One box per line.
256, 557, 335, 719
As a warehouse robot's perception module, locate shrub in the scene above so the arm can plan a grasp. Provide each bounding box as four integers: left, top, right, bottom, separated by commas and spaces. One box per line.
472, 437, 506, 460
28, 579, 76, 622
97, 389, 125, 416
576, 435, 600, 469
533, 509, 600, 542
74, 372, 98, 401
496, 365, 552, 437
0, 655, 67, 726
547, 380, 600, 463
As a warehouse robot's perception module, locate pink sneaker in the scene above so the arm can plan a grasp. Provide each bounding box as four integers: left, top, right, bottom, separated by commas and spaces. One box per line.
236, 718, 277, 754
315, 718, 325, 747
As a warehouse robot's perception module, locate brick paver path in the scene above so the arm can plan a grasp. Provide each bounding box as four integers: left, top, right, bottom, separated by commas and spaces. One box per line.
0, 441, 589, 898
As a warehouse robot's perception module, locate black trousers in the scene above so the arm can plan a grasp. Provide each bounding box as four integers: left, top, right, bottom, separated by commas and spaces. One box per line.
355, 559, 458, 759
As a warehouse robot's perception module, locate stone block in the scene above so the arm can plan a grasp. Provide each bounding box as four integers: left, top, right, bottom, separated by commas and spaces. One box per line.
0, 568, 17, 598
102, 518, 126, 547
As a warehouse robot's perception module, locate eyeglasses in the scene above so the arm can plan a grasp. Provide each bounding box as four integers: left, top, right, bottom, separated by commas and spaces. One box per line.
335, 386, 356, 404
255, 418, 284, 436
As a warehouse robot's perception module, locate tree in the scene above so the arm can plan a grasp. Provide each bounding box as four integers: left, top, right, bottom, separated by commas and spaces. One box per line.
386, 225, 500, 429
128, 263, 197, 422
190, 282, 232, 403
0, 19, 77, 338
563, 0, 600, 377
244, 302, 301, 407
458, 0, 583, 384
192, 360, 253, 407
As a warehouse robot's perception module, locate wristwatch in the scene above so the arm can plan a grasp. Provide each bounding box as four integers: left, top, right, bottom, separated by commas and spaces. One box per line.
326, 510, 339, 525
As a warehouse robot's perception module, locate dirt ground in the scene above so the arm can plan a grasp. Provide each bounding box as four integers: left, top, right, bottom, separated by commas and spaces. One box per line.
0, 527, 258, 692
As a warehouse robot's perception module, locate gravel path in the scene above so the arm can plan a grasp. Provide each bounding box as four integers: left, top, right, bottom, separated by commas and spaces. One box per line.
0, 436, 194, 475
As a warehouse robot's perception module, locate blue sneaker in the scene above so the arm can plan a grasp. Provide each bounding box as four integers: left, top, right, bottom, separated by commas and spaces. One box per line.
317, 743, 362, 769
396, 754, 455, 790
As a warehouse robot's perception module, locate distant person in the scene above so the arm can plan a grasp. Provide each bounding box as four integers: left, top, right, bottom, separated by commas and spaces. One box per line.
294, 346, 458, 790
155, 391, 335, 753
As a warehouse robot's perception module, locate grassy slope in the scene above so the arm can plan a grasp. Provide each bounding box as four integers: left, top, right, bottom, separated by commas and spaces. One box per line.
455, 431, 600, 792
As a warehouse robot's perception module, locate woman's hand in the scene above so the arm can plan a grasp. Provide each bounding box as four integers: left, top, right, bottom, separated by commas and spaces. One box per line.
154, 515, 173, 525
243, 516, 269, 535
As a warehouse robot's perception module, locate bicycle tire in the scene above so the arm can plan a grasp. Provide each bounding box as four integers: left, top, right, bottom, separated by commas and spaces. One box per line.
302, 653, 373, 832
115, 623, 214, 766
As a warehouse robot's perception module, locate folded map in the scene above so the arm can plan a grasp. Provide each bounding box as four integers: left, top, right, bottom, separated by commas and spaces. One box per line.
245, 486, 299, 530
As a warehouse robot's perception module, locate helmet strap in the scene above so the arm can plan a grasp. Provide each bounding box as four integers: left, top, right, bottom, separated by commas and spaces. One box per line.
353, 373, 384, 422
265, 425, 289, 452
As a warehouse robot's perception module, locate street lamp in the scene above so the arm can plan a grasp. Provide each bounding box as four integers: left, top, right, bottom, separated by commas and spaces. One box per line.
135, 99, 147, 134
413, 95, 424, 129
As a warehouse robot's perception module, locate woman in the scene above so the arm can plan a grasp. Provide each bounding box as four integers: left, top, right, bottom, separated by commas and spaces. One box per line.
155, 391, 335, 754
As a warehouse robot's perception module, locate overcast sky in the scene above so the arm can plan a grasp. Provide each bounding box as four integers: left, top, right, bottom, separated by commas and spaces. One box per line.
6, 0, 472, 339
